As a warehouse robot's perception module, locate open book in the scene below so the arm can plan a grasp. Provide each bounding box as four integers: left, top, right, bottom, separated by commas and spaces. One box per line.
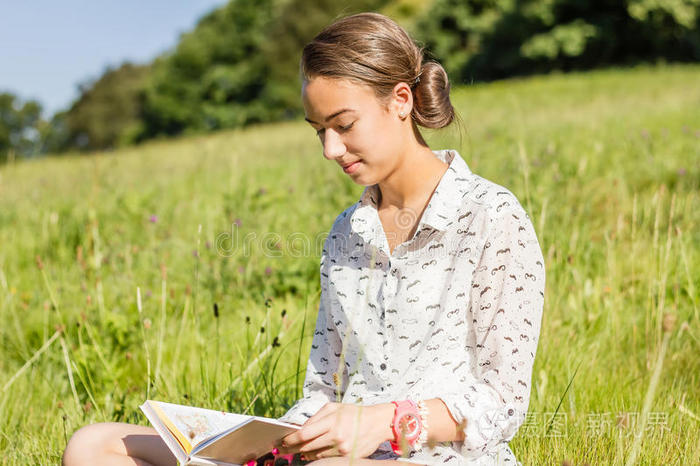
140, 400, 301, 466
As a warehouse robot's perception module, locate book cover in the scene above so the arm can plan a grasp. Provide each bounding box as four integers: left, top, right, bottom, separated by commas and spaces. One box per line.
140, 400, 301, 465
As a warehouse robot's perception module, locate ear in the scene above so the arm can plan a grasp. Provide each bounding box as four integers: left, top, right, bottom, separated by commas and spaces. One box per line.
389, 81, 413, 118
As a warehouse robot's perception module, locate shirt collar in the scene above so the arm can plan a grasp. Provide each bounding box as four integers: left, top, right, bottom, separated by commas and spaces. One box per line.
350, 149, 472, 249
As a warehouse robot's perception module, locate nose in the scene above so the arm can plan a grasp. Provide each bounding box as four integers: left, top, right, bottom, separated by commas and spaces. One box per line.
321, 129, 346, 161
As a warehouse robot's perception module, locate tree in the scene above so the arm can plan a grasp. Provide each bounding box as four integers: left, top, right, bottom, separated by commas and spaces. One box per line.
413, 0, 700, 82
0, 92, 43, 162
62, 62, 150, 151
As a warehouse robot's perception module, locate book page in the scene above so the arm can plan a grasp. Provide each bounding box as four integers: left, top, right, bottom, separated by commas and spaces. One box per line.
147, 400, 252, 453
193, 418, 300, 464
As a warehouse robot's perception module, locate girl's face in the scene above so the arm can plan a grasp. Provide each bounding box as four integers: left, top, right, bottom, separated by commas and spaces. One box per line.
302, 76, 409, 186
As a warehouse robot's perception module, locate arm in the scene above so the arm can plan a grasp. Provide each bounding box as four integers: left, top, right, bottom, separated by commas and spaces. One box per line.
366, 398, 466, 444
278, 243, 347, 426
435, 204, 545, 458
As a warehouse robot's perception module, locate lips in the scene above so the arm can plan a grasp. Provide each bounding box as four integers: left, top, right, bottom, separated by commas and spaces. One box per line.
341, 160, 361, 174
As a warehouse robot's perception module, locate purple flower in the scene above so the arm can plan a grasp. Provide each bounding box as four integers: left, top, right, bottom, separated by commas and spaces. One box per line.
149, 215, 158, 223
193, 250, 199, 258
238, 266, 246, 274
205, 240, 212, 249
264, 266, 272, 276
234, 218, 242, 227
677, 168, 687, 176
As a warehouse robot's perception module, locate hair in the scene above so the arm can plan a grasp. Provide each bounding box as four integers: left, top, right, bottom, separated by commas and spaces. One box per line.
300, 12, 456, 130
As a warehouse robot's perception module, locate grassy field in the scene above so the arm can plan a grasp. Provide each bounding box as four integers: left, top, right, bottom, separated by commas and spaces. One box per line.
0, 63, 698, 465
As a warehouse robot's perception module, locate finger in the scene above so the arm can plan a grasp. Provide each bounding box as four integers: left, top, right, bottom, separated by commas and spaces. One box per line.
297, 431, 337, 455
282, 403, 337, 448
280, 416, 334, 452
304, 402, 338, 427
302, 445, 336, 461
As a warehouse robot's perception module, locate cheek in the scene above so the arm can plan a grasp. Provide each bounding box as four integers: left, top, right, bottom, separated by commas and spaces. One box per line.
358, 115, 395, 150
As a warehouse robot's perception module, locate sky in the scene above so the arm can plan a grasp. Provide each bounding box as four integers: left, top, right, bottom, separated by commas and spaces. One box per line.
0, 0, 227, 117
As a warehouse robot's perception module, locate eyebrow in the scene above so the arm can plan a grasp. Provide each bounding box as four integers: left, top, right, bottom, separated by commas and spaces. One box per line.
304, 108, 355, 124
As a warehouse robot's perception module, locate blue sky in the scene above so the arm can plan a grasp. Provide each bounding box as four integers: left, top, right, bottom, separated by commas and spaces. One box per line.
0, 0, 227, 117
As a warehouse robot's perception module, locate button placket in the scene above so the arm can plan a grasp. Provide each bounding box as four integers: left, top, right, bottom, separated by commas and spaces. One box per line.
379, 256, 399, 382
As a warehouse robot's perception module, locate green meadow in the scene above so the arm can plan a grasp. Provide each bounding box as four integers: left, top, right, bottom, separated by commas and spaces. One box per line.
0, 64, 698, 464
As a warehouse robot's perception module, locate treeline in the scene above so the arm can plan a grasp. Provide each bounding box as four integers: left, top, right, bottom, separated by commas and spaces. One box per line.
2, 0, 699, 160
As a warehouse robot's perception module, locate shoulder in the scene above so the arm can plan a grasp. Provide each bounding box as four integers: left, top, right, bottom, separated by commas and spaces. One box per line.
457, 172, 530, 230
320, 202, 359, 258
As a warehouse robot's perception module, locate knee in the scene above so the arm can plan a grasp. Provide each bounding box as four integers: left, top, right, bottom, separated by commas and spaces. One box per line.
62, 423, 111, 466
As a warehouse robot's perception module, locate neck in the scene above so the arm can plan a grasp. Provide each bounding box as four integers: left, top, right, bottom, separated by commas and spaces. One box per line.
377, 143, 448, 210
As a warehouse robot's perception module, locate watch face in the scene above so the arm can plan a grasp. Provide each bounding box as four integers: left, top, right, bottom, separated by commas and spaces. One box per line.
399, 413, 421, 438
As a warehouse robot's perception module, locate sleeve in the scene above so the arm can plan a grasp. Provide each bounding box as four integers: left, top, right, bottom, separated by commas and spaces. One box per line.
437, 204, 545, 459
278, 242, 347, 426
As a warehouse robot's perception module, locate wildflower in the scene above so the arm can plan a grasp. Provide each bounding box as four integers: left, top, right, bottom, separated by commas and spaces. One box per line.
677, 168, 686, 176
193, 249, 199, 258
206, 240, 212, 249
265, 297, 273, 308
662, 313, 676, 333
213, 303, 219, 319
36, 255, 44, 270
265, 266, 272, 276
260, 326, 265, 334
281, 309, 287, 318
234, 218, 242, 227
272, 336, 280, 347
245, 316, 251, 324
143, 318, 152, 329
238, 266, 246, 274
149, 215, 158, 223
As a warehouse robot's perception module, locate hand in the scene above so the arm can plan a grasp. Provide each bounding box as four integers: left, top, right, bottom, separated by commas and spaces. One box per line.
278, 402, 394, 461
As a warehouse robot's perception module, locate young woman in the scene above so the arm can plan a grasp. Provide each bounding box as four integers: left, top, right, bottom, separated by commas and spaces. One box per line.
62, 12, 544, 466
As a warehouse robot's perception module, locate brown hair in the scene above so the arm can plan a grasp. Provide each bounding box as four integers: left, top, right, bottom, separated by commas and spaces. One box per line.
300, 12, 456, 130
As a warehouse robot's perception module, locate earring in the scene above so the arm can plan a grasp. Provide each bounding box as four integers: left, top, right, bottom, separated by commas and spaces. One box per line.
399, 111, 406, 118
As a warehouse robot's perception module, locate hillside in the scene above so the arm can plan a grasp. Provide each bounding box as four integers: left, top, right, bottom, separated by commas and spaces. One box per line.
0, 64, 698, 464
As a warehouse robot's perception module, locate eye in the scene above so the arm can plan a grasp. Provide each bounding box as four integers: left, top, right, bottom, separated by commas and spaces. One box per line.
339, 122, 354, 132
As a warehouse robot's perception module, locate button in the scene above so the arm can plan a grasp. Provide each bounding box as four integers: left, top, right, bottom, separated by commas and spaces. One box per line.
507, 408, 514, 416
380, 363, 387, 370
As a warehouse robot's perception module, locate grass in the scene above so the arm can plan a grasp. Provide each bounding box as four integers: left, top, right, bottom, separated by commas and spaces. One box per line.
0, 63, 698, 464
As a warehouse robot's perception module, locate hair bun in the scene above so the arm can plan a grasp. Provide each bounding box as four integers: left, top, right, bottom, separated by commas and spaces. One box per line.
412, 61, 455, 129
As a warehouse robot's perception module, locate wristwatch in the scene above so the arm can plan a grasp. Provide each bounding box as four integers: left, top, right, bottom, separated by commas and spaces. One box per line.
389, 400, 422, 455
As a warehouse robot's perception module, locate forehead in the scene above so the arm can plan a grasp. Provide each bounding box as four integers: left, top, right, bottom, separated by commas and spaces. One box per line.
302, 77, 380, 121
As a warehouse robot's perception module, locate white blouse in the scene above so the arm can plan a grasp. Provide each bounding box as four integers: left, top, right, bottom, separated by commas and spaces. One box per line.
279, 149, 545, 465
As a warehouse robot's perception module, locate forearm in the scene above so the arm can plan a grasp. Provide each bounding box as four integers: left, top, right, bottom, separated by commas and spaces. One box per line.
373, 398, 466, 445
